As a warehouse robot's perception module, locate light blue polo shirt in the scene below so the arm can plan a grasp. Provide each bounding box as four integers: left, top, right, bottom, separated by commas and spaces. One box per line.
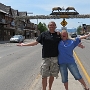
58, 37, 81, 64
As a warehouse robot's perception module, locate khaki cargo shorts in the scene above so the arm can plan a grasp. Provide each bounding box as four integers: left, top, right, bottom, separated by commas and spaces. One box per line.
40, 57, 59, 78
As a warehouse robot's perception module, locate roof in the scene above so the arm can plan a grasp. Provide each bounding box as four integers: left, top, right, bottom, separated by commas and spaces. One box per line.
18, 12, 27, 16
11, 8, 19, 17
0, 2, 28, 19
0, 9, 7, 14
0, 3, 7, 13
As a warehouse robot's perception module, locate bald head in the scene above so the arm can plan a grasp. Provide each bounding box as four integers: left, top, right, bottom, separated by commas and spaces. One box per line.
48, 21, 57, 32
48, 21, 56, 26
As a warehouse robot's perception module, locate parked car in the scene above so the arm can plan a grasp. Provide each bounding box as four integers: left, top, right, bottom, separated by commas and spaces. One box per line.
10, 35, 25, 43
71, 33, 77, 38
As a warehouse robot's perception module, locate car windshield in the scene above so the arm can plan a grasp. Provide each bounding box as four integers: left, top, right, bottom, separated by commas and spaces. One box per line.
13, 35, 21, 38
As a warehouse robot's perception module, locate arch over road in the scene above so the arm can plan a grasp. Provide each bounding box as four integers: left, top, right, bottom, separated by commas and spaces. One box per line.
15, 14, 90, 20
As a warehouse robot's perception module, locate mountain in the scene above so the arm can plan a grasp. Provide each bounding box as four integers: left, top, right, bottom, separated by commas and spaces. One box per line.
56, 28, 77, 33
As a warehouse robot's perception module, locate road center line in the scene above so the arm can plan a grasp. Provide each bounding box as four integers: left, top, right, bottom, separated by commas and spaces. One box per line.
29, 74, 41, 90
74, 51, 90, 84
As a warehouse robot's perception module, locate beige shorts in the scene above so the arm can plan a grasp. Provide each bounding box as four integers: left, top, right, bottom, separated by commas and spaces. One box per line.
40, 57, 59, 78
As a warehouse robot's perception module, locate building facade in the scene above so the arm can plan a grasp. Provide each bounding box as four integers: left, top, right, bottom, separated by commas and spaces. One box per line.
0, 3, 38, 41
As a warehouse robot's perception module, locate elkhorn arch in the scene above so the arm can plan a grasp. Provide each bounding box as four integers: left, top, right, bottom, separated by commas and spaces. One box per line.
14, 6, 90, 35
15, 14, 90, 20
15, 6, 90, 20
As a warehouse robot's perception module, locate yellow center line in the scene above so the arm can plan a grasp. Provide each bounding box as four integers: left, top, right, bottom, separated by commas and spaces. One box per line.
29, 74, 41, 90
74, 51, 90, 84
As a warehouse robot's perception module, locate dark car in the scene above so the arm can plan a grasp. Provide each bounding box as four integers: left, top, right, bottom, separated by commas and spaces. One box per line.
71, 33, 77, 38
10, 35, 25, 43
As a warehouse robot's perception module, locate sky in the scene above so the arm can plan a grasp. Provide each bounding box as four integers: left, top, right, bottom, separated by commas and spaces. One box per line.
0, 0, 90, 29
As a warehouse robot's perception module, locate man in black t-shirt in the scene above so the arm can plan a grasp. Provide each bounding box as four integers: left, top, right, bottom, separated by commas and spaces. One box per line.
17, 21, 61, 90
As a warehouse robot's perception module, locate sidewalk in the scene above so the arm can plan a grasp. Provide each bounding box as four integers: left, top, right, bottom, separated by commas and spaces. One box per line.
0, 40, 9, 44
30, 71, 84, 90
52, 71, 83, 90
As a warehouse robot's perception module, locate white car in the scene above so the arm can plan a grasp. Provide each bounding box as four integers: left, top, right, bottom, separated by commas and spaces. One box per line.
10, 35, 25, 43
71, 33, 77, 38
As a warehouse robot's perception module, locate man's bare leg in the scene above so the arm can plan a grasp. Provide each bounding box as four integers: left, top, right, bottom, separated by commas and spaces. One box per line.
48, 76, 54, 90
42, 77, 47, 90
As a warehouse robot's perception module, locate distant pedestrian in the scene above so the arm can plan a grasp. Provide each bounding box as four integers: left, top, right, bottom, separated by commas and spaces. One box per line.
58, 30, 90, 90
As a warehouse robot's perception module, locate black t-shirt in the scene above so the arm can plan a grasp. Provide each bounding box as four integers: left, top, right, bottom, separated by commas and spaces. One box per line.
36, 31, 61, 58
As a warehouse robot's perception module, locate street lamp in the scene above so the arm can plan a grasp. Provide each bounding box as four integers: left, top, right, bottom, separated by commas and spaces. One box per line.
78, 22, 83, 27
78, 22, 86, 35
26, 12, 33, 38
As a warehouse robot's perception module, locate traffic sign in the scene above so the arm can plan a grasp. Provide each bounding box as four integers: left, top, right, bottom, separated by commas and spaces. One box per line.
61, 20, 68, 27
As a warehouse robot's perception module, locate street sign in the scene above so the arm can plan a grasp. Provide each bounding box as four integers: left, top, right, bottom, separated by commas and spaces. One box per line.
61, 20, 68, 27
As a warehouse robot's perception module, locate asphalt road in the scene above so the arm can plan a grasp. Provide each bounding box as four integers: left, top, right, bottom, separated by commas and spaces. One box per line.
75, 39, 90, 75
74, 39, 90, 86
0, 39, 90, 90
0, 39, 42, 90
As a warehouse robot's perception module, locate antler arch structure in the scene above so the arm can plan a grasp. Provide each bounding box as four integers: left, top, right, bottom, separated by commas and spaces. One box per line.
15, 14, 90, 20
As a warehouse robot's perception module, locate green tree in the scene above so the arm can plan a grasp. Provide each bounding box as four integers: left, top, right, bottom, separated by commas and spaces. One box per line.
37, 22, 48, 33
77, 25, 82, 35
